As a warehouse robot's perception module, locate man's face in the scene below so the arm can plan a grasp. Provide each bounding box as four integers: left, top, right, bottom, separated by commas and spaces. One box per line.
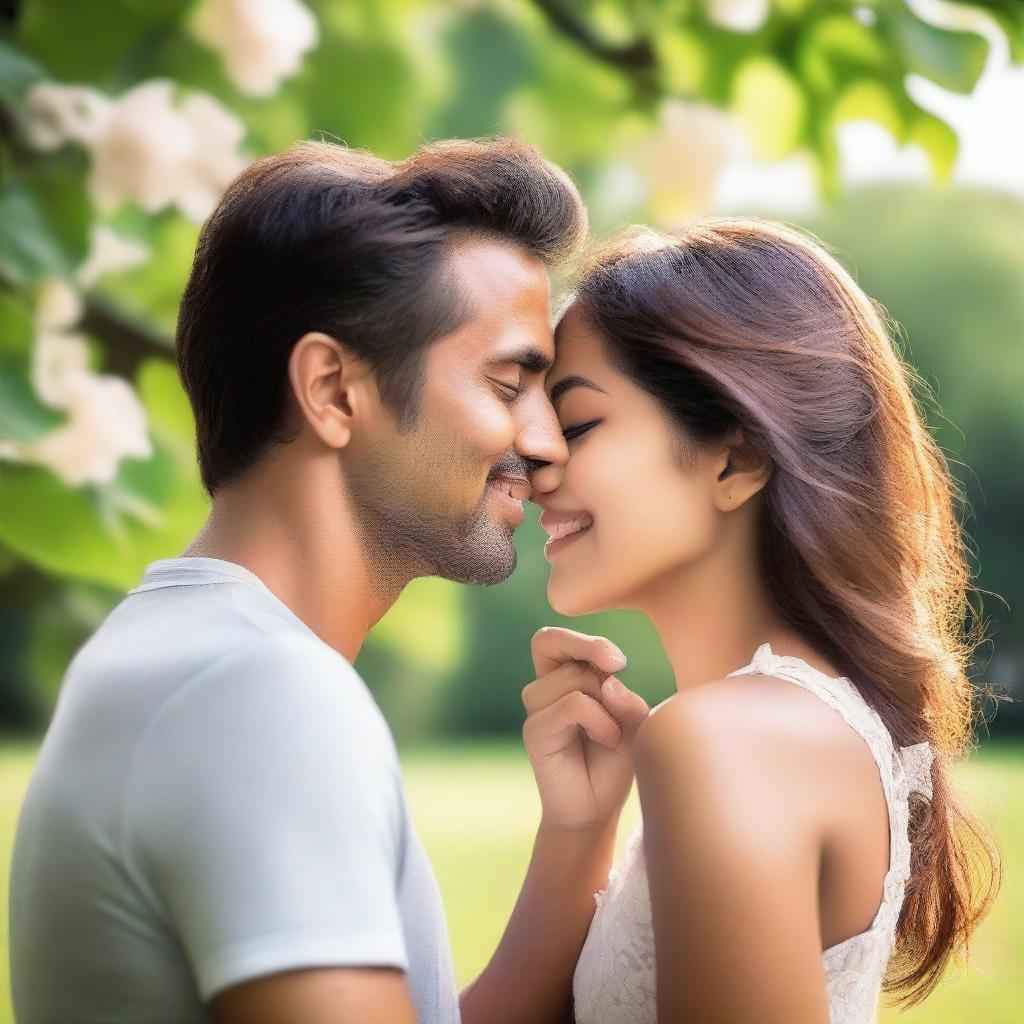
345, 236, 569, 586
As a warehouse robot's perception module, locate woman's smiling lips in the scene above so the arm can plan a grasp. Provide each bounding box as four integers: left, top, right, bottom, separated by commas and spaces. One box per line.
539, 508, 594, 561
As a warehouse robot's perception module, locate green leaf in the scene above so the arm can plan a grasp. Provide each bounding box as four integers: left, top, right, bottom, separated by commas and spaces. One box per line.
0, 369, 67, 445
0, 357, 207, 590
655, 28, 707, 96
0, 289, 34, 358
880, 0, 990, 93
985, 4, 1024, 62
0, 185, 77, 286
831, 78, 905, 140
731, 57, 807, 160
0, 39, 48, 105
0, 290, 66, 442
430, 8, 536, 139
907, 108, 959, 182
797, 14, 890, 96
12, 0, 191, 85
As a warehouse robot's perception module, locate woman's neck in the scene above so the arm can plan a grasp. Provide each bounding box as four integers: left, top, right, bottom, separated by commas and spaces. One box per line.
637, 528, 799, 693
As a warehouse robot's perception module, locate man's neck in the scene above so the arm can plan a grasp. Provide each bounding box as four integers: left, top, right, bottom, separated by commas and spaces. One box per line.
180, 461, 409, 663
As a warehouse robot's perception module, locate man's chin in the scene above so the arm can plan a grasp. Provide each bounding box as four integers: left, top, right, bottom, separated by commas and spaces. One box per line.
434, 532, 518, 586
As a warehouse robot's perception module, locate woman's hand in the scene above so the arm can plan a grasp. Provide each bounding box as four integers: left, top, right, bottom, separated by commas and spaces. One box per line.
521, 626, 650, 833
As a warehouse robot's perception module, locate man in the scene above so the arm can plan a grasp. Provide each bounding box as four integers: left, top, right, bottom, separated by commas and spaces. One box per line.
9, 137, 648, 1024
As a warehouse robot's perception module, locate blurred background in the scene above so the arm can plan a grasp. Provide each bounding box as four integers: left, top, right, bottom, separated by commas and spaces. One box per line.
1, 0, 1021, 1020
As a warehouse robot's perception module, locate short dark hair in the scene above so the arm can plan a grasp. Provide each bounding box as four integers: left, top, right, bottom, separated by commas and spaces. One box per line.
175, 136, 587, 496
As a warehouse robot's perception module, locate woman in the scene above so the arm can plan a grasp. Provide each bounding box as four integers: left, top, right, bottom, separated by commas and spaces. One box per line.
528, 218, 1001, 1023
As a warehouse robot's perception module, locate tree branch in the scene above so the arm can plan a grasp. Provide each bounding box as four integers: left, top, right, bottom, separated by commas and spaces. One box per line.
79, 294, 174, 380
529, 0, 657, 77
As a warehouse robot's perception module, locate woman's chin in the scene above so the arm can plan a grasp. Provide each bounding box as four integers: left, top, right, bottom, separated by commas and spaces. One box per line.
547, 576, 601, 617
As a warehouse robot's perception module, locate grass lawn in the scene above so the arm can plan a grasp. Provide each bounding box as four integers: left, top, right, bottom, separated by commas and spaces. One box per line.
1, 738, 1020, 1021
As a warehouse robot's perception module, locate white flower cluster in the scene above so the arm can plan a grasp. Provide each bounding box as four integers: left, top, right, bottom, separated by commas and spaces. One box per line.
706, 0, 770, 34
627, 99, 741, 224
24, 78, 250, 223
189, 0, 319, 97
0, 227, 154, 487
7, 0, 320, 490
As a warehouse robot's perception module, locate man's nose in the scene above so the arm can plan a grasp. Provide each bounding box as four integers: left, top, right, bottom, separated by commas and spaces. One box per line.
507, 378, 570, 499
522, 455, 563, 501
518, 407, 568, 500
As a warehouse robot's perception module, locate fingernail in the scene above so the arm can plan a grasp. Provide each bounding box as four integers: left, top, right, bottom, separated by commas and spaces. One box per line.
605, 646, 627, 669
605, 676, 625, 697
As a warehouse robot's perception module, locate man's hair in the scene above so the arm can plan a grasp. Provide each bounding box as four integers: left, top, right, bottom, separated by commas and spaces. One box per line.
175, 137, 588, 496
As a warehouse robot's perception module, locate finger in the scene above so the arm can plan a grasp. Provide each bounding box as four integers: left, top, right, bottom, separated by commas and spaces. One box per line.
599, 676, 651, 740
531, 625, 627, 678
522, 659, 604, 716
523, 690, 623, 753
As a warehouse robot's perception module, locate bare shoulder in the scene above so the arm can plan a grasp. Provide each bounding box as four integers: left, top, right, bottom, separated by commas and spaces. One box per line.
632, 673, 877, 1020
634, 672, 879, 841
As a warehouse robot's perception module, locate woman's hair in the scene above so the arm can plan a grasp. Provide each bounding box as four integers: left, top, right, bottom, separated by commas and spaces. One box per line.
176, 136, 587, 496
568, 218, 1002, 1007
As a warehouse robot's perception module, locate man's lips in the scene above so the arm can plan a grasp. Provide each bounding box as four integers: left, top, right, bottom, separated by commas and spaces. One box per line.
488, 475, 532, 501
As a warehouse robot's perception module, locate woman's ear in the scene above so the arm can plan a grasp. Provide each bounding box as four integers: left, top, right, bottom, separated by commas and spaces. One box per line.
713, 427, 772, 512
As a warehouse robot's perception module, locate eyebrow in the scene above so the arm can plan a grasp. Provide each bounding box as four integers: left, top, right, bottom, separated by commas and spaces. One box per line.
548, 374, 609, 406
485, 346, 554, 374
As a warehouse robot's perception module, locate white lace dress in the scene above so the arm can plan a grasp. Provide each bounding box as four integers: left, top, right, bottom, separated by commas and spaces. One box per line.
572, 642, 935, 1024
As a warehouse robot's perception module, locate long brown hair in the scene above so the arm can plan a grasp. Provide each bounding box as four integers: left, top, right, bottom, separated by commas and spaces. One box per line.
570, 218, 1002, 1006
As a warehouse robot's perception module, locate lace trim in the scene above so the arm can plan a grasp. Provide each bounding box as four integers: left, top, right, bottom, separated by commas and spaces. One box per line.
572, 642, 933, 1024
734, 642, 924, 960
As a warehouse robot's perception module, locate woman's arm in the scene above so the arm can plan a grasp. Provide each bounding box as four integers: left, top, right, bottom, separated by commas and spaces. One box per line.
459, 627, 650, 1024
458, 819, 617, 1024
632, 679, 832, 1024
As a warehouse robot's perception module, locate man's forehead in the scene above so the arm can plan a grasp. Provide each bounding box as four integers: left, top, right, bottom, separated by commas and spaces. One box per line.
448, 233, 551, 297
426, 236, 554, 370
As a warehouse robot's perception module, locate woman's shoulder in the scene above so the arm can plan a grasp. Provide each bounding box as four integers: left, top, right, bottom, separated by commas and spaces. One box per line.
638, 670, 871, 755
634, 672, 880, 833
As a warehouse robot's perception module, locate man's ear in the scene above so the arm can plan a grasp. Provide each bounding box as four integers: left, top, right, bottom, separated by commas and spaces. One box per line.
287, 331, 377, 450
712, 427, 772, 512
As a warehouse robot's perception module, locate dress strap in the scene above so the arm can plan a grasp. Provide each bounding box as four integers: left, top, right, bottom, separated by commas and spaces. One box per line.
729, 642, 934, 807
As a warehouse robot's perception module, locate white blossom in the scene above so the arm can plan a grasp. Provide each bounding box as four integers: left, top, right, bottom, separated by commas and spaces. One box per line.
31, 330, 91, 410
24, 78, 249, 222
0, 277, 153, 487
12, 372, 152, 487
34, 277, 84, 331
75, 224, 151, 288
706, 0, 771, 33
627, 99, 741, 224
23, 82, 111, 149
189, 0, 318, 97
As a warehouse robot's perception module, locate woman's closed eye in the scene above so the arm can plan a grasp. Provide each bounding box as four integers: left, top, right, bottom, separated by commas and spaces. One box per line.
562, 419, 600, 442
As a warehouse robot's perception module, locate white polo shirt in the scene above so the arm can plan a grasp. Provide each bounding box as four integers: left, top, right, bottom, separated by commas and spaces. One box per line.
9, 556, 461, 1023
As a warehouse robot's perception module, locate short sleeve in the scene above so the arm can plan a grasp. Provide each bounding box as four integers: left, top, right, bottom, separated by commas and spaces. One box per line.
120, 634, 409, 1003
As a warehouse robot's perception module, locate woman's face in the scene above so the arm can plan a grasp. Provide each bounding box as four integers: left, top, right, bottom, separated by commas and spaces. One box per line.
539, 302, 728, 616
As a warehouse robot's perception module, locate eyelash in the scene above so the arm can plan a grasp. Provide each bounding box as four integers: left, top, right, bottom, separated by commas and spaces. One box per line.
563, 419, 600, 442
494, 380, 522, 402
491, 379, 597, 442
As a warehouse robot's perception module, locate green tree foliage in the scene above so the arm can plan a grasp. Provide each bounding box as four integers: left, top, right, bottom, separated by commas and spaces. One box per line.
0, 0, 1021, 735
